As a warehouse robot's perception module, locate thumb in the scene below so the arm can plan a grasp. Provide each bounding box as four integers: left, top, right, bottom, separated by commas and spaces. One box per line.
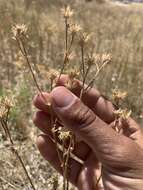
51, 87, 142, 167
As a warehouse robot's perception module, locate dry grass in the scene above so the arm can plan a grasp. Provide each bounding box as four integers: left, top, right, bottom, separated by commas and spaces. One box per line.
1, 0, 143, 189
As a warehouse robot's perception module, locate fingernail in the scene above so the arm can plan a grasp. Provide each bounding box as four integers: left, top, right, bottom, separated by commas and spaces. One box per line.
51, 87, 76, 108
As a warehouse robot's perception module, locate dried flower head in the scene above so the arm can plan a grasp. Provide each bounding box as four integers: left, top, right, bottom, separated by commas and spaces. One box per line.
86, 53, 96, 66
79, 32, 91, 46
12, 24, 27, 39
114, 108, 132, 120
69, 24, 81, 35
0, 105, 7, 119
61, 6, 74, 18
58, 131, 71, 141
65, 68, 79, 89
68, 68, 79, 79
0, 97, 14, 110
48, 69, 59, 81
112, 89, 127, 101
101, 53, 111, 64
0, 97, 14, 120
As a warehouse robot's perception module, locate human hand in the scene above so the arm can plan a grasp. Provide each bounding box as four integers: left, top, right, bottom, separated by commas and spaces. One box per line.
33, 76, 143, 190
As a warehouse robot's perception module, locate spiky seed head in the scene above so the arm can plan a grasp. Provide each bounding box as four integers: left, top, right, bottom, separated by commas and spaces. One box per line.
101, 53, 111, 64
48, 69, 59, 81
58, 131, 71, 141
65, 68, 79, 89
12, 24, 27, 39
79, 32, 91, 46
0, 105, 7, 119
1, 96, 14, 109
113, 108, 132, 120
69, 24, 81, 35
112, 89, 127, 101
68, 68, 79, 80
61, 6, 74, 18
86, 53, 96, 66
0, 97, 14, 120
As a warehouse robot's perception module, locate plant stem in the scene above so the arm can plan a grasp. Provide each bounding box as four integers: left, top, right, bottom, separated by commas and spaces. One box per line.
16, 37, 46, 101
12, 147, 36, 190
85, 60, 109, 92
0, 119, 36, 190
52, 124, 63, 166
64, 137, 72, 190
81, 45, 85, 80
80, 64, 91, 100
58, 17, 69, 81
65, 18, 68, 52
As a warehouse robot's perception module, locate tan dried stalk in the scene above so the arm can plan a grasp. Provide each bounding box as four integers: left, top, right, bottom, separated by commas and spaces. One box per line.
85, 57, 111, 92
0, 103, 36, 190
16, 37, 46, 100
11, 6, 111, 189
58, 6, 76, 190
13, 24, 65, 189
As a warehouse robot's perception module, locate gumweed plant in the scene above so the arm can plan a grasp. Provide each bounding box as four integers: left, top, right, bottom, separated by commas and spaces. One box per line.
0, 96, 36, 190
112, 88, 132, 132
11, 5, 112, 190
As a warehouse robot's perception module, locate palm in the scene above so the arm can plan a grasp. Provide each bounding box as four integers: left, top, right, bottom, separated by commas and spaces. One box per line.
76, 130, 143, 190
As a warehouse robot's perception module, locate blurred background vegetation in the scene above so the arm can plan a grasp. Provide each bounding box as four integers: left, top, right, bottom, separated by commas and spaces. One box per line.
1, 0, 143, 189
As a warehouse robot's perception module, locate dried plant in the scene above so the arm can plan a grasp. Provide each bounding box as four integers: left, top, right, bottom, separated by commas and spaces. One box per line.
0, 96, 36, 190
12, 24, 46, 102
10, 4, 112, 190
112, 88, 131, 132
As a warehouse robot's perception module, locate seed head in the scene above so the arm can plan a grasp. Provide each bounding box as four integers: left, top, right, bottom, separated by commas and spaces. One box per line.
66, 68, 79, 89
101, 53, 111, 64
12, 24, 27, 39
68, 68, 79, 80
48, 69, 59, 81
0, 97, 14, 120
114, 108, 132, 120
79, 32, 91, 46
58, 131, 71, 141
61, 6, 74, 18
69, 24, 81, 35
112, 89, 127, 101
0, 105, 7, 120
0, 97, 14, 110
86, 53, 96, 66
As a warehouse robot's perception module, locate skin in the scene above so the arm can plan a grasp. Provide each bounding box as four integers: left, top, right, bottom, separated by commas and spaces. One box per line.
33, 75, 143, 190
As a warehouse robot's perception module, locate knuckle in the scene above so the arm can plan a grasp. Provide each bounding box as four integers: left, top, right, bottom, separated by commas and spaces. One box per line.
68, 100, 96, 128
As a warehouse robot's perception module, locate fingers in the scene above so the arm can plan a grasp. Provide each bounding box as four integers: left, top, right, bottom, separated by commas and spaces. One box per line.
56, 75, 115, 123
33, 93, 51, 113
33, 111, 52, 134
51, 87, 143, 169
37, 135, 82, 185
33, 110, 91, 161
33, 75, 114, 123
